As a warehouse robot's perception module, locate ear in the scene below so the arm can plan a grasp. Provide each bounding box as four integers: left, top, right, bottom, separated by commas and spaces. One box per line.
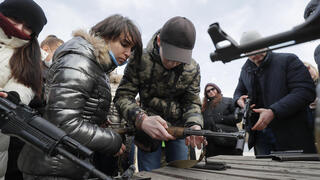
156, 35, 161, 47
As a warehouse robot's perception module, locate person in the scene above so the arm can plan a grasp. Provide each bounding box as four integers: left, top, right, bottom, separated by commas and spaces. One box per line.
29, 35, 64, 115
303, 62, 318, 133
40, 35, 64, 75
0, 0, 47, 179
234, 30, 317, 155
114, 16, 206, 171
304, 0, 320, 75
6, 35, 64, 180
17, 14, 143, 180
202, 83, 240, 133
107, 70, 125, 128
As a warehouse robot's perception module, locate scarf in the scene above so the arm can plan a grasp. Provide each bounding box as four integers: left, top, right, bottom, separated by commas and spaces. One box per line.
0, 13, 31, 40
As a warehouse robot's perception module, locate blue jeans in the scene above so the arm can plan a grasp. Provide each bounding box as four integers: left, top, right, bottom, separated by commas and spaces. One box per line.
254, 127, 277, 155
135, 139, 188, 171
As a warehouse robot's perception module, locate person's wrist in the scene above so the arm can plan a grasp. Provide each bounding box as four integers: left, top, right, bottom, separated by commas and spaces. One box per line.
135, 112, 147, 130
268, 108, 276, 118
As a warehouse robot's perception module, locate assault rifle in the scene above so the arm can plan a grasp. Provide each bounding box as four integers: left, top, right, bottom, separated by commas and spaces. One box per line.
0, 97, 132, 180
234, 98, 252, 150
115, 126, 246, 153
208, 4, 320, 63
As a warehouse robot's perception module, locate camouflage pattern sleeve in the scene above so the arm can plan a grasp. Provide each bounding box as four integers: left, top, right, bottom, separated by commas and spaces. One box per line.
113, 59, 144, 124
182, 63, 203, 128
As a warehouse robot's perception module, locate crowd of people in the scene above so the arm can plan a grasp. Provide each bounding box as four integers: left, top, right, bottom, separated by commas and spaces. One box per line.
0, 0, 319, 179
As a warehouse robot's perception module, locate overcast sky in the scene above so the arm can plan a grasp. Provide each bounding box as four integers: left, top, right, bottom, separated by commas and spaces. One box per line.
16, 0, 320, 98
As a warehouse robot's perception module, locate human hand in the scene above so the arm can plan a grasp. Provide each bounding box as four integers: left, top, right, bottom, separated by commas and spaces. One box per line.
185, 125, 207, 149
251, 108, 274, 131
141, 115, 175, 141
114, 143, 126, 156
237, 95, 248, 108
0, 92, 8, 98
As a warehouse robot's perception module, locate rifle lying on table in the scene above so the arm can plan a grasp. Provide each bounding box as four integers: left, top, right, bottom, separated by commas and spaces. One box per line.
207, 4, 320, 63
0, 96, 132, 180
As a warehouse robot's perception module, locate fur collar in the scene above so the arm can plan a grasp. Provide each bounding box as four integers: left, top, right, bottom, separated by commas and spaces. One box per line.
72, 29, 111, 66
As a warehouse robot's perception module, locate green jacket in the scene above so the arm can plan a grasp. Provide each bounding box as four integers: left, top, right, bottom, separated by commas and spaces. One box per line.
114, 31, 203, 128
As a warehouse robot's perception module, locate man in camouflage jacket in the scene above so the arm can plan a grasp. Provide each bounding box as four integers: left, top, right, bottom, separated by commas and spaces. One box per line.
114, 16, 205, 171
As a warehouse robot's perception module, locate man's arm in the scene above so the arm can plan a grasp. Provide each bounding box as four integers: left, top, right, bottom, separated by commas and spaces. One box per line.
181, 63, 207, 149
181, 63, 203, 128
233, 72, 249, 108
269, 54, 316, 119
114, 58, 175, 141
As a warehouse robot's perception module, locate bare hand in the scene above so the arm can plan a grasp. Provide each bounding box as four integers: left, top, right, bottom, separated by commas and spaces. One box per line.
114, 144, 126, 156
141, 115, 175, 141
185, 125, 207, 149
0, 92, 8, 98
251, 108, 274, 131
237, 95, 248, 108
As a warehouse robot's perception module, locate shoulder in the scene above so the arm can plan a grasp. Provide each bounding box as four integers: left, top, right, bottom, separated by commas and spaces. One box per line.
184, 59, 200, 73
271, 52, 300, 64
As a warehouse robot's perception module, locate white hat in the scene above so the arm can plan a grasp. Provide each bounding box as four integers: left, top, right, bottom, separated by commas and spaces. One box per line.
240, 30, 262, 45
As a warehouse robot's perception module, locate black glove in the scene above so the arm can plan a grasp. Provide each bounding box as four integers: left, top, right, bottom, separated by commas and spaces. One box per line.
0, 91, 21, 128
0, 91, 21, 104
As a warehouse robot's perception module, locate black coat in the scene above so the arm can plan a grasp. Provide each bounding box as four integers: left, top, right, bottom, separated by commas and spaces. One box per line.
233, 52, 316, 153
203, 97, 240, 132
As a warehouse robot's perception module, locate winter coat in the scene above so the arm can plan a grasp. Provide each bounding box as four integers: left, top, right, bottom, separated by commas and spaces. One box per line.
0, 28, 34, 180
203, 97, 240, 133
18, 30, 122, 179
233, 52, 316, 152
114, 31, 203, 128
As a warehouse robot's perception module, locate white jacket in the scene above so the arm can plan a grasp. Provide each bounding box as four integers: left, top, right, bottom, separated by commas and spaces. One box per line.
0, 28, 34, 179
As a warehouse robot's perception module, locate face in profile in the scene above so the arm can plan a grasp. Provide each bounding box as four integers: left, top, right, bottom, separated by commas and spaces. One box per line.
206, 86, 218, 98
43, 43, 63, 62
108, 33, 134, 65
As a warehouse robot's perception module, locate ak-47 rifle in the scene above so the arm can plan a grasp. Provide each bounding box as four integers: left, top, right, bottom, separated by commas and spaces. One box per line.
115, 126, 246, 153
208, 4, 320, 63
0, 96, 133, 180
234, 97, 252, 148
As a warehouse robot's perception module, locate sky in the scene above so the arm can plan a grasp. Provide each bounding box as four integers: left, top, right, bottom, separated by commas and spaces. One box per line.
11, 0, 320, 98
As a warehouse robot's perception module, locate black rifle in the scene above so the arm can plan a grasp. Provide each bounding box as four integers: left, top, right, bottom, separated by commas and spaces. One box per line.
0, 97, 122, 180
242, 98, 252, 131
234, 98, 252, 150
116, 126, 246, 153
207, 4, 320, 63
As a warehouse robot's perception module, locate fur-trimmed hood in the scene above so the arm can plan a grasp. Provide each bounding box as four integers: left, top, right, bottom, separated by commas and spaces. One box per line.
53, 29, 116, 73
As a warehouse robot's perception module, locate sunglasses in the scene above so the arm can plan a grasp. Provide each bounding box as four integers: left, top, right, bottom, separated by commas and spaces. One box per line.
206, 88, 215, 94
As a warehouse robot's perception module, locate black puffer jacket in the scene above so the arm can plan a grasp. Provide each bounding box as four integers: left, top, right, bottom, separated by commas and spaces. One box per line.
18, 30, 122, 179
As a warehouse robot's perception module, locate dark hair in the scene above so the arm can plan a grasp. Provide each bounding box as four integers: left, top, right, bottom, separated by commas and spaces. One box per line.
201, 83, 222, 112
40, 35, 64, 49
90, 14, 142, 61
9, 37, 43, 97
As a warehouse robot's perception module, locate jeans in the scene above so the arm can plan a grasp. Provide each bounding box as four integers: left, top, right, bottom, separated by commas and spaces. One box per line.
254, 127, 277, 155
136, 138, 188, 171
